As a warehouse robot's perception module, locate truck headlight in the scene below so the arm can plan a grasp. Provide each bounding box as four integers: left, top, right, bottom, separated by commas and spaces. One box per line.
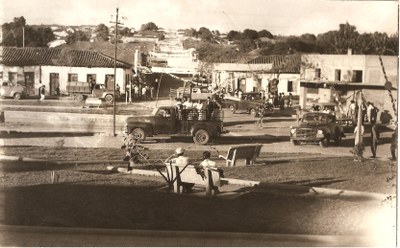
290, 128, 296, 135
316, 129, 324, 137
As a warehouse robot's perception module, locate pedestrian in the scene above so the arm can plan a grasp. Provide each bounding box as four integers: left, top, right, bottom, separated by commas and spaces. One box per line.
288, 93, 293, 108
39, 85, 46, 101
370, 123, 380, 158
370, 103, 379, 124
390, 127, 397, 161
141, 86, 147, 100
347, 100, 356, 119
366, 102, 373, 123
133, 84, 139, 99
256, 103, 265, 127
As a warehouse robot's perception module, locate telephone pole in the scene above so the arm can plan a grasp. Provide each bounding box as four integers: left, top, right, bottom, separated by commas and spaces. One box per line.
110, 7, 123, 136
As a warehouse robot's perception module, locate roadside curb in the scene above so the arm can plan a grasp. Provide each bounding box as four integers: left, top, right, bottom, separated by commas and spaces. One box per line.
106, 167, 391, 201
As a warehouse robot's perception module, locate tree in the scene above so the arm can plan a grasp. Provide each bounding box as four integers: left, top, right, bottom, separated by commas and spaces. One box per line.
184, 28, 197, 37
258, 29, 273, 39
140, 22, 158, 31
119, 27, 133, 37
94, 24, 109, 42
243, 29, 258, 40
227, 30, 242, 41
66, 30, 89, 44
197, 27, 213, 41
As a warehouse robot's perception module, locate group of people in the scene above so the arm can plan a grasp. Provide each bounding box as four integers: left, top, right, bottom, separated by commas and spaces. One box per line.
164, 147, 223, 192
174, 96, 222, 121
266, 92, 292, 110
126, 84, 154, 100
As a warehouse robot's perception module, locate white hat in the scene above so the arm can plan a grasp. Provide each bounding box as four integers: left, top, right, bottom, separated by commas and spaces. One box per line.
175, 147, 184, 155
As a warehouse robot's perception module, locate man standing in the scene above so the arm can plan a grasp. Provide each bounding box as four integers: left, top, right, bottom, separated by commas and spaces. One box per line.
370, 123, 380, 158
39, 85, 46, 101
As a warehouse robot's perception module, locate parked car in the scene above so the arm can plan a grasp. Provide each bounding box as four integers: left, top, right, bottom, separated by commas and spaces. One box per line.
290, 112, 345, 147
222, 93, 272, 117
0, 81, 28, 100
169, 86, 215, 101
123, 106, 225, 145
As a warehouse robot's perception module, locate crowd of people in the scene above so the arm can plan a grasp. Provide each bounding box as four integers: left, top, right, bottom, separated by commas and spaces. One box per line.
174, 96, 222, 121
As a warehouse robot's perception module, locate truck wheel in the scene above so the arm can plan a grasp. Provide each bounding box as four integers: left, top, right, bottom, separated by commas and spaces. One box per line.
76, 94, 84, 101
291, 139, 300, 146
131, 128, 146, 142
105, 94, 113, 103
229, 105, 236, 113
193, 129, 210, 145
13, 93, 21, 100
319, 136, 329, 148
250, 108, 257, 117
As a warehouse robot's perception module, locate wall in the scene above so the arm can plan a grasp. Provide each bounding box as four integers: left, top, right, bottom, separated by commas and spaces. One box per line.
1, 65, 131, 95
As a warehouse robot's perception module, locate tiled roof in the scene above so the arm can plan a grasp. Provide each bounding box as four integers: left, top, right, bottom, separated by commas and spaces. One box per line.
0, 46, 131, 68
247, 55, 301, 73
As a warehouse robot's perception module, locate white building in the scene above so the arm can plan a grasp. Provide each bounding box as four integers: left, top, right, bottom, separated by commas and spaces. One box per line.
299, 53, 398, 123
0, 47, 132, 96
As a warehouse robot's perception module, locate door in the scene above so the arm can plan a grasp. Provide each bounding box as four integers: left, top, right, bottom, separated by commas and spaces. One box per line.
24, 72, 35, 95
105, 75, 115, 90
49, 73, 60, 95
153, 108, 175, 134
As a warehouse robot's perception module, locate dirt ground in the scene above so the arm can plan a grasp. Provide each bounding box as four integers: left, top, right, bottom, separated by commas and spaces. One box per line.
0, 147, 396, 241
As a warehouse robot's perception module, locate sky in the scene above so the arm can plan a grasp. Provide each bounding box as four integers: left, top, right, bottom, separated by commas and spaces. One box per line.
1, 0, 398, 36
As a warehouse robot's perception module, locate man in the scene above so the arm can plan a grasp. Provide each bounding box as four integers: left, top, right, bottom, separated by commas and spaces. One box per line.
370, 123, 380, 158
39, 85, 46, 101
165, 147, 193, 192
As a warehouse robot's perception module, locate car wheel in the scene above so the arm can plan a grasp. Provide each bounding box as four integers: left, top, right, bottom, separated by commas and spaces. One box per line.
76, 94, 84, 101
131, 127, 146, 142
250, 108, 257, 117
193, 129, 210, 145
13, 92, 21, 100
291, 139, 300, 146
319, 136, 329, 148
229, 105, 236, 114
105, 94, 113, 103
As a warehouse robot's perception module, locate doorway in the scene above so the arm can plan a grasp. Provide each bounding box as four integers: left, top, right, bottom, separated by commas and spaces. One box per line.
49, 73, 60, 95
24, 72, 35, 95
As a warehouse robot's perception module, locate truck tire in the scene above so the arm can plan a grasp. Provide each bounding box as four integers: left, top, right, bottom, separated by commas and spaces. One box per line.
250, 108, 257, 117
193, 129, 210, 145
131, 127, 146, 142
76, 94, 84, 101
105, 94, 113, 103
13, 92, 21, 100
229, 105, 236, 113
319, 136, 329, 148
291, 139, 300, 146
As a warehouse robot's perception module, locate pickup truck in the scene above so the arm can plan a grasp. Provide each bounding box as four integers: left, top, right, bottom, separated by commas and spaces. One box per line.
66, 81, 119, 103
290, 112, 345, 147
222, 93, 272, 117
169, 86, 214, 101
0, 82, 28, 100
123, 106, 224, 145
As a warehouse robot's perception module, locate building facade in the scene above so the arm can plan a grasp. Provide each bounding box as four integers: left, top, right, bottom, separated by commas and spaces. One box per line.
0, 47, 132, 96
299, 53, 398, 123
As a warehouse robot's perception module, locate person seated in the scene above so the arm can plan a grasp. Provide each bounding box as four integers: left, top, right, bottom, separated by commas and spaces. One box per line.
195, 151, 224, 180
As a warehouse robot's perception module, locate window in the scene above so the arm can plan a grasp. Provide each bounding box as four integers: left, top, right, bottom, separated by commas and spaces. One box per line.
68, 73, 78, 82
335, 69, 341, 81
308, 88, 319, 94
351, 70, 363, 83
287, 81, 293, 92
315, 68, 321, 79
8, 72, 17, 83
87, 74, 96, 83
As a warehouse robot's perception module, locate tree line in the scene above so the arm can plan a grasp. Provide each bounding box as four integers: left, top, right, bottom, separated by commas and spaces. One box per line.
2, 17, 398, 62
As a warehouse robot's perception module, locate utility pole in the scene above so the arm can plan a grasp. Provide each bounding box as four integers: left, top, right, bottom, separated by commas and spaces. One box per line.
22, 25, 25, 48
110, 7, 123, 136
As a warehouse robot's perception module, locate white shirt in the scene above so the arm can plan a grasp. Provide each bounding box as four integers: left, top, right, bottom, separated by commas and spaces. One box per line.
200, 159, 216, 168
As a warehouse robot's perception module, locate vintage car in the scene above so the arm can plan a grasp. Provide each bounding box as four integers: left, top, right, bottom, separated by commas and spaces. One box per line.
290, 112, 345, 147
0, 81, 28, 100
222, 92, 272, 117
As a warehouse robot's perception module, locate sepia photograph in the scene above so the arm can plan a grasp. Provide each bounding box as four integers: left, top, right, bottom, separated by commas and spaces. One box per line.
0, 0, 398, 246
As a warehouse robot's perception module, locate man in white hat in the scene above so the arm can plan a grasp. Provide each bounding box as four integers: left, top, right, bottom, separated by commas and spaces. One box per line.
165, 147, 189, 167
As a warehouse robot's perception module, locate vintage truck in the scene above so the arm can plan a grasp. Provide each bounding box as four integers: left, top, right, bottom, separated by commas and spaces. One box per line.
290, 112, 345, 147
123, 106, 224, 145
222, 93, 273, 117
66, 81, 119, 103
0, 81, 28, 100
169, 86, 215, 101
